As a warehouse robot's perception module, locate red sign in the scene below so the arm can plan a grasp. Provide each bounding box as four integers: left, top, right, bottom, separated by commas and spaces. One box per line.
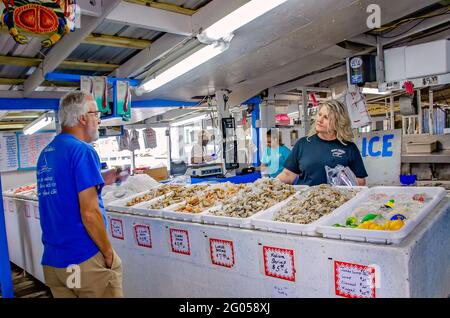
110, 218, 124, 240
133, 224, 152, 248
263, 246, 296, 282
209, 238, 235, 268
334, 261, 376, 298
169, 229, 191, 255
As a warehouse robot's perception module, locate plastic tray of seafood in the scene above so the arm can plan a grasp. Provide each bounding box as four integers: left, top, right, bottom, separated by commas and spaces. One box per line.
159, 183, 249, 223
251, 185, 367, 236
4, 184, 37, 198
201, 179, 298, 229
316, 186, 447, 244
130, 184, 210, 219
16, 188, 38, 201
106, 184, 184, 213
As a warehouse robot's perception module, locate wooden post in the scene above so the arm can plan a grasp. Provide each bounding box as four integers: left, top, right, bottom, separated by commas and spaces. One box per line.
417, 89, 422, 134
390, 95, 395, 130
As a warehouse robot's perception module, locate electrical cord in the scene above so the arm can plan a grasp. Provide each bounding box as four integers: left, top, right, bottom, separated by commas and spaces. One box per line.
371, 7, 450, 33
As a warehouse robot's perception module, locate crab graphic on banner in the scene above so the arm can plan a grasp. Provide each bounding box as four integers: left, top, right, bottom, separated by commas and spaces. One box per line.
1, 0, 77, 47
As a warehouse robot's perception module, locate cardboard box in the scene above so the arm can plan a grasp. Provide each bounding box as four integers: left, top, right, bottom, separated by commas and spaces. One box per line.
136, 166, 168, 181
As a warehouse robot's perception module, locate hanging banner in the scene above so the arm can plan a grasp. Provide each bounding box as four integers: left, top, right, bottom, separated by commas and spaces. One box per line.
143, 128, 157, 149
344, 88, 371, 128
1, 0, 77, 47
81, 76, 109, 113
116, 81, 131, 121
128, 129, 140, 152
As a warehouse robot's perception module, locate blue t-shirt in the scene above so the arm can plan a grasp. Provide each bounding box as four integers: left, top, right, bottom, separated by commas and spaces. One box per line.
261, 145, 291, 178
36, 133, 106, 268
284, 134, 368, 186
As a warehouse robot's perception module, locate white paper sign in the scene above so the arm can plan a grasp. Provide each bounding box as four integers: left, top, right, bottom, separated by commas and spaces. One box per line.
334, 261, 376, 298
110, 218, 124, 240
8, 199, 14, 213
272, 284, 296, 298
33, 205, 40, 219
18, 132, 55, 169
133, 224, 152, 248
25, 203, 31, 218
263, 246, 295, 282
170, 228, 190, 255
209, 238, 235, 268
0, 133, 19, 172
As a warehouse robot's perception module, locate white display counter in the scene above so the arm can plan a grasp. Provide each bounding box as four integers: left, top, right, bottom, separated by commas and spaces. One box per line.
3, 194, 449, 298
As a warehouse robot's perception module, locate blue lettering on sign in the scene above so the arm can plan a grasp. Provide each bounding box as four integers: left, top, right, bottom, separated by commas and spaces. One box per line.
368, 136, 381, 157
361, 134, 395, 158
382, 134, 394, 157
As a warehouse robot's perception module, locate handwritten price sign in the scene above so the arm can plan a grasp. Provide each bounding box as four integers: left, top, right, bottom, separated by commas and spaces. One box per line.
25, 203, 31, 218
170, 229, 190, 255
334, 261, 376, 298
8, 199, 14, 213
133, 224, 152, 248
209, 238, 235, 268
33, 205, 40, 219
263, 246, 295, 282
110, 218, 124, 240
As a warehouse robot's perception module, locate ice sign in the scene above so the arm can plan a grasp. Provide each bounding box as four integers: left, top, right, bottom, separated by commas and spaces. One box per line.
110, 218, 124, 240
334, 261, 376, 298
169, 229, 190, 255
133, 224, 152, 248
209, 238, 235, 268
263, 246, 295, 282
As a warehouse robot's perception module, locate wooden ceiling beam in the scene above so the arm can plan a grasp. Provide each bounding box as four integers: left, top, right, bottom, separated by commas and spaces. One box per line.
125, 0, 197, 15
0, 55, 118, 72
1, 27, 151, 49
0, 77, 79, 87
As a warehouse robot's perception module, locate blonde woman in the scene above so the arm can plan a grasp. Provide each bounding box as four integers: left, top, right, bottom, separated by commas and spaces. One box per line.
277, 100, 367, 186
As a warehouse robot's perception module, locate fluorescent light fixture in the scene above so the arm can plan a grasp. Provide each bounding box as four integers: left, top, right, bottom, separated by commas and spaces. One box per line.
362, 88, 391, 95
141, 42, 228, 93
171, 114, 208, 127
200, 0, 288, 41
23, 112, 54, 135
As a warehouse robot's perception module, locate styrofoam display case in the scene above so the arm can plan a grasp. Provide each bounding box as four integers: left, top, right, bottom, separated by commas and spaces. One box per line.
316, 186, 447, 244
251, 186, 368, 236
201, 185, 308, 229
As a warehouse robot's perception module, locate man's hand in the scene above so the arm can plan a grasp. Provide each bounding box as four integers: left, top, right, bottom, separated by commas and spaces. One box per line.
103, 249, 114, 269
102, 169, 118, 185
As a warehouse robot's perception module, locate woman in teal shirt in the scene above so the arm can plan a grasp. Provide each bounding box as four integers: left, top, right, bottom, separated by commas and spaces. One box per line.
261, 129, 291, 178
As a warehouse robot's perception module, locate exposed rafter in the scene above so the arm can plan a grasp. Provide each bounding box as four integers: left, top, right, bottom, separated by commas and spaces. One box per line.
84, 33, 151, 49
1, 27, 152, 49
125, 0, 197, 15
0, 78, 79, 87
0, 55, 118, 72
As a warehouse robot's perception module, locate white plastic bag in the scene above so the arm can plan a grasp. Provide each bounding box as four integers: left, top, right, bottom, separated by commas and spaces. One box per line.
344, 88, 371, 128
325, 165, 358, 186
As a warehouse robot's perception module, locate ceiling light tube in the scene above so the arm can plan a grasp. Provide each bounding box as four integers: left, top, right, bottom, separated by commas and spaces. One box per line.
200, 0, 288, 42
362, 88, 391, 95
171, 114, 208, 127
141, 42, 228, 93
23, 112, 54, 135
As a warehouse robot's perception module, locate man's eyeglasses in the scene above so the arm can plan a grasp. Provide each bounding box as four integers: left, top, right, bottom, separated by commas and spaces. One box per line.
87, 111, 102, 118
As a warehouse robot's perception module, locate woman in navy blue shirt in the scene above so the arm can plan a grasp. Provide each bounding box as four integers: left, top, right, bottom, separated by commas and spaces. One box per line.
278, 100, 368, 186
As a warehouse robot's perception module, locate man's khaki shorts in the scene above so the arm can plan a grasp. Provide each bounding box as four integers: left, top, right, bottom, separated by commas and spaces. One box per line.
43, 249, 123, 298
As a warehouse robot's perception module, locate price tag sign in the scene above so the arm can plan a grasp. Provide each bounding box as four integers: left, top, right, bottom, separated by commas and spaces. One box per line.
272, 284, 295, 298
25, 203, 31, 218
110, 218, 124, 240
8, 199, 14, 213
33, 205, 40, 219
209, 238, 235, 268
334, 261, 376, 298
169, 228, 190, 255
263, 246, 295, 282
133, 224, 152, 248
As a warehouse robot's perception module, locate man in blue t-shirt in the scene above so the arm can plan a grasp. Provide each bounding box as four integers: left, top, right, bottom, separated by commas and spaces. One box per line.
37, 91, 123, 298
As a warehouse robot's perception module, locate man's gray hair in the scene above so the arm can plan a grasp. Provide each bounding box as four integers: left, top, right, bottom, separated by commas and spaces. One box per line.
59, 91, 94, 127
